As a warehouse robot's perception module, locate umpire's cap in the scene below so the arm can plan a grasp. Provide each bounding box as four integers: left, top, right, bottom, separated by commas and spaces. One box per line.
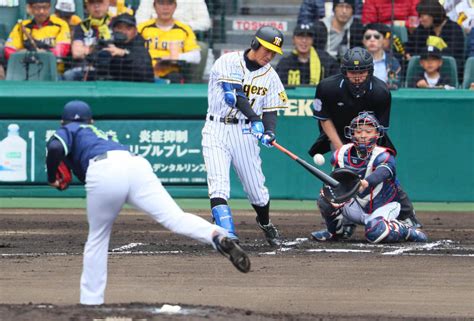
62, 100, 92, 122
252, 26, 284, 55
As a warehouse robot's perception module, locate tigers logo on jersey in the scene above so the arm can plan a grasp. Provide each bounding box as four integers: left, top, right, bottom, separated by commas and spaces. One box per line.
278, 91, 288, 103
243, 84, 268, 96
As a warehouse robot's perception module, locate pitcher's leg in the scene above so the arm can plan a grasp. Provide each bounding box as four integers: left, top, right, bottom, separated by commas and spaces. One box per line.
128, 157, 225, 244
80, 161, 128, 305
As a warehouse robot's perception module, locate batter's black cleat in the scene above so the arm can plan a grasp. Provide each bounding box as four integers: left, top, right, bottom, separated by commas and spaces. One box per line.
213, 235, 251, 273
256, 218, 282, 247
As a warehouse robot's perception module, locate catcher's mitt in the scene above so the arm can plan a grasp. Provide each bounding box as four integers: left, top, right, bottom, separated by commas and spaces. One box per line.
56, 161, 72, 191
321, 168, 361, 204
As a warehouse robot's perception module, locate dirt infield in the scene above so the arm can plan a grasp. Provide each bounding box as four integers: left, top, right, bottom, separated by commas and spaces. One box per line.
1, 208, 473, 321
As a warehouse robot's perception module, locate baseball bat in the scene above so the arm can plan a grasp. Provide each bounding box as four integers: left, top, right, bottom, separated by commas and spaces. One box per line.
272, 142, 340, 188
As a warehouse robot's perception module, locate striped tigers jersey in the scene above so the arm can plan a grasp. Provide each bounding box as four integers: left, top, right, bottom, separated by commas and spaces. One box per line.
207, 51, 288, 120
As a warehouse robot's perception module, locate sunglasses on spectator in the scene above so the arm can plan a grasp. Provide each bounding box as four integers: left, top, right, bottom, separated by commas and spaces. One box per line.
364, 33, 382, 40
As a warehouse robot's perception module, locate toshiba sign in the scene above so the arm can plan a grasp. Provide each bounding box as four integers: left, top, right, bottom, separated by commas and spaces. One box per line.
232, 20, 288, 32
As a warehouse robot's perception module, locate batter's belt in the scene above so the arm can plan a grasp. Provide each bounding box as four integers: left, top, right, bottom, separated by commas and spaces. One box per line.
208, 115, 250, 125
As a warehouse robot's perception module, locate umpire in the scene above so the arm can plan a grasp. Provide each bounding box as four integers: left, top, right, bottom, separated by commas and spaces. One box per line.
308, 46, 422, 229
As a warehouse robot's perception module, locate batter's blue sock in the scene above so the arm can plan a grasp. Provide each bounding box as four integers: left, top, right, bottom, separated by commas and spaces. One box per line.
212, 205, 238, 240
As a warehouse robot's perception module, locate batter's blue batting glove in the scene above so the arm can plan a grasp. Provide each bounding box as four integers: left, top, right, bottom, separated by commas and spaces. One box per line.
224, 89, 237, 108
250, 121, 264, 139
260, 131, 275, 148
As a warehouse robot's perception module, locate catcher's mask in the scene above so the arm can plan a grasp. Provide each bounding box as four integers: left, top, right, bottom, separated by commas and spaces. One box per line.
250, 26, 284, 55
340, 47, 373, 97
344, 112, 383, 158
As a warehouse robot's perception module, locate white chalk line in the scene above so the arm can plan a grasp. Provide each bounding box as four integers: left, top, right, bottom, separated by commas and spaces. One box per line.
2, 240, 474, 258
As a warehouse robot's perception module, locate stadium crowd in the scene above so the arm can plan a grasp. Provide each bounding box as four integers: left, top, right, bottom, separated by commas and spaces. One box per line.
0, 0, 473, 88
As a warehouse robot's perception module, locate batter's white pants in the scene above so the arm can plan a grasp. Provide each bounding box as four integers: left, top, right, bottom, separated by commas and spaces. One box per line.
202, 120, 269, 206
80, 151, 226, 305
342, 200, 401, 225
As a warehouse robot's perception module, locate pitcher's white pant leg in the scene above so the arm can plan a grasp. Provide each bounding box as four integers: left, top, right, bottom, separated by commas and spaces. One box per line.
229, 126, 268, 206
81, 159, 129, 305
127, 157, 225, 244
202, 122, 231, 200
364, 202, 401, 224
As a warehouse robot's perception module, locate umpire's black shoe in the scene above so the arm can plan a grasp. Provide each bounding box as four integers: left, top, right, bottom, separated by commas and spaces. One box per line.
342, 224, 356, 240
213, 235, 251, 273
400, 212, 423, 229
397, 187, 423, 228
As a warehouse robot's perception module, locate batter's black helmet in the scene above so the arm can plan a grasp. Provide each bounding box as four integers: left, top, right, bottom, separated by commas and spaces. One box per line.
250, 26, 284, 55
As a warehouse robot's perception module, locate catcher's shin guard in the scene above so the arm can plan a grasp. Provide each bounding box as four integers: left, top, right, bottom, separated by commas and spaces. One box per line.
365, 217, 427, 243
312, 197, 344, 241
212, 205, 239, 241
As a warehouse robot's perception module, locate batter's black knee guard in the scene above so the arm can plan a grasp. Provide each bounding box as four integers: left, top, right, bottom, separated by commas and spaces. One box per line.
317, 197, 343, 235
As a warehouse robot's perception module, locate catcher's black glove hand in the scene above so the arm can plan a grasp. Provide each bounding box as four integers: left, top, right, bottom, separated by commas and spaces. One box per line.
321, 168, 361, 204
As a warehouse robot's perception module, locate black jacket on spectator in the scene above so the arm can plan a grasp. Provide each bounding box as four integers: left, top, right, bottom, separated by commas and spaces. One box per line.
97, 35, 154, 82
408, 72, 452, 88
468, 29, 474, 58
406, 19, 465, 78
276, 49, 339, 86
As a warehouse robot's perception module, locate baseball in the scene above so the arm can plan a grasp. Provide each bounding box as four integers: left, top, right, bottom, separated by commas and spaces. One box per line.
313, 153, 325, 166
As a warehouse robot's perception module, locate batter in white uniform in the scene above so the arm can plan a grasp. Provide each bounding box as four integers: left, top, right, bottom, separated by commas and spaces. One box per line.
202, 26, 288, 246
46, 100, 250, 305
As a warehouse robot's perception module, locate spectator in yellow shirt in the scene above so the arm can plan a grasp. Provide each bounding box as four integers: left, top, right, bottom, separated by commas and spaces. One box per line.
138, 0, 201, 83
4, 0, 71, 60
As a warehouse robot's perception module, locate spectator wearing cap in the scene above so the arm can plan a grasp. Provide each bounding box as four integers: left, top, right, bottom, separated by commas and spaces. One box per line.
297, 0, 363, 24
408, 46, 452, 88
53, 0, 82, 31
135, 0, 211, 32
362, 23, 401, 90
4, 0, 71, 60
138, 0, 201, 83
276, 24, 338, 86
314, 0, 364, 60
64, 0, 111, 80
362, 0, 419, 28
93, 13, 154, 82
406, 0, 465, 79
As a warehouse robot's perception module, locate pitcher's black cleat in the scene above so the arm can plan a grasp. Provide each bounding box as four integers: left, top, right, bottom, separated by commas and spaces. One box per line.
213, 235, 251, 273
